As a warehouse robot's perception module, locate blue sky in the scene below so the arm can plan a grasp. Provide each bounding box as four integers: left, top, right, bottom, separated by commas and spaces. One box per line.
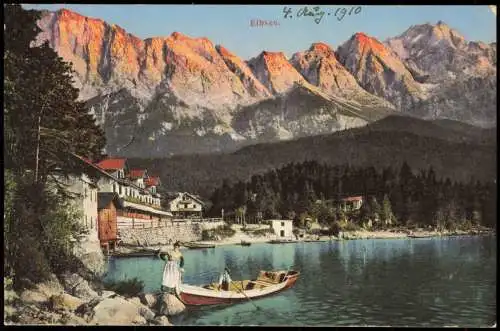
22, 4, 496, 60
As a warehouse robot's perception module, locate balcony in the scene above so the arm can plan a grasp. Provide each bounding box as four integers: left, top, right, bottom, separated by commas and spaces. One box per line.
122, 196, 162, 209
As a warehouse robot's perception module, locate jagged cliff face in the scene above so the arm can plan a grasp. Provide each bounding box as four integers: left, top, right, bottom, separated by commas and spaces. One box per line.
384, 22, 497, 125
33, 9, 496, 157
336, 32, 427, 111
290, 42, 395, 109
385, 22, 496, 82
247, 51, 306, 94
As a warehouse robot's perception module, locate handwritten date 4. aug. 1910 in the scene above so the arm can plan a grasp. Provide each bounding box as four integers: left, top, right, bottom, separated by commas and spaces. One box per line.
283, 6, 362, 24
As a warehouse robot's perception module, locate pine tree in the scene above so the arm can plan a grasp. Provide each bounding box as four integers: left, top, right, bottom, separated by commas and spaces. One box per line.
381, 194, 396, 227
370, 196, 382, 226
4, 4, 106, 285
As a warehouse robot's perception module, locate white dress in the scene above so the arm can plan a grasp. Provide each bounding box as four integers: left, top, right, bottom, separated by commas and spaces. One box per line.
161, 251, 183, 291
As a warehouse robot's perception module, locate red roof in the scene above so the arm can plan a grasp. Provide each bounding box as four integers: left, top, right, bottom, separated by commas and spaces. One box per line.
341, 196, 363, 202
145, 177, 160, 187
96, 158, 127, 170
129, 169, 146, 179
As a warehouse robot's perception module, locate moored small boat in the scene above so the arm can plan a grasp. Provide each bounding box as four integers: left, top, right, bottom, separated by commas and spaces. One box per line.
268, 239, 300, 244
407, 234, 435, 238
183, 242, 216, 249
177, 269, 300, 306
240, 241, 251, 246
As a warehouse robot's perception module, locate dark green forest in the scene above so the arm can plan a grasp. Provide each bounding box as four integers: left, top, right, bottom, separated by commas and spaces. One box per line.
207, 161, 496, 232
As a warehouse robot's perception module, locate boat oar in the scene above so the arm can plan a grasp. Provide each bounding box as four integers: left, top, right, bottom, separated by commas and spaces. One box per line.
232, 280, 263, 312
232, 280, 303, 324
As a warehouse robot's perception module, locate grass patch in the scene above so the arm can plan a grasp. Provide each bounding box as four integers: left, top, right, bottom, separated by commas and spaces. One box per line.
103, 278, 144, 298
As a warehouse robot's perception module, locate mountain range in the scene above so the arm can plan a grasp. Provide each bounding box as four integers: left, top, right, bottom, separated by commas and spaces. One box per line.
34, 9, 497, 157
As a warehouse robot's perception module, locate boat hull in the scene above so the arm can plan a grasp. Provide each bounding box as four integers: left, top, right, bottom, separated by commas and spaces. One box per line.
183, 242, 216, 249
177, 271, 299, 306
268, 240, 300, 244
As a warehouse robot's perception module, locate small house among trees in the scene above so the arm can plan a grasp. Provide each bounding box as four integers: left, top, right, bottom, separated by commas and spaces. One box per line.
166, 192, 205, 218
340, 196, 364, 212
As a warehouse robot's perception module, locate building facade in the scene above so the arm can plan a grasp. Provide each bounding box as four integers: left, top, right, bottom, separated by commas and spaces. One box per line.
63, 172, 99, 231
69, 154, 172, 250
97, 192, 122, 253
167, 192, 204, 218
269, 219, 294, 239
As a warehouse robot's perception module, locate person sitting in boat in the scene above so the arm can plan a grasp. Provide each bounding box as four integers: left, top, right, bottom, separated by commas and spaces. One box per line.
157, 241, 184, 294
218, 267, 232, 291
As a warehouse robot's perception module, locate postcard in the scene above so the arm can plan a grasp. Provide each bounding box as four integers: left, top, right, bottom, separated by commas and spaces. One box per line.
3, 4, 496, 327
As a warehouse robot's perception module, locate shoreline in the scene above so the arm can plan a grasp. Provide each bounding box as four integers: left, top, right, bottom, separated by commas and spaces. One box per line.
113, 228, 495, 256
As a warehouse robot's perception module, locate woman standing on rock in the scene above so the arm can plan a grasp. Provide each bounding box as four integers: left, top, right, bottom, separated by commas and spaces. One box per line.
157, 241, 184, 294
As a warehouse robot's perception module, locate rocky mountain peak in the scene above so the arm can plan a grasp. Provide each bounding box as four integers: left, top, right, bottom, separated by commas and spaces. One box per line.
385, 21, 495, 82
290, 41, 395, 109
247, 51, 305, 94
337, 32, 423, 110
309, 42, 334, 54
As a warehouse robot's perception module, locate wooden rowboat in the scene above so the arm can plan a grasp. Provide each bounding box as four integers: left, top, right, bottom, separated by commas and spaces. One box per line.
183, 242, 216, 249
177, 270, 300, 306
240, 241, 251, 246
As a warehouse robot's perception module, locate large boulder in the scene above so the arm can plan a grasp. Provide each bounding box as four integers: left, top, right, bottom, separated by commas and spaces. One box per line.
74, 296, 103, 320
137, 304, 156, 322
101, 290, 116, 299
72, 229, 106, 278
89, 296, 147, 325
153, 315, 172, 326
158, 293, 186, 316
49, 293, 84, 312
125, 296, 156, 321
60, 273, 99, 301
61, 313, 88, 325
139, 293, 157, 308
127, 297, 142, 306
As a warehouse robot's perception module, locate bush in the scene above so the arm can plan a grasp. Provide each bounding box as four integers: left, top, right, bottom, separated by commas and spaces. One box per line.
329, 221, 341, 236
202, 223, 237, 240
340, 221, 361, 232
103, 278, 144, 298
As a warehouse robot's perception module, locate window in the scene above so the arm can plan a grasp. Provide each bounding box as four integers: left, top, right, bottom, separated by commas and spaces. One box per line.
281, 222, 285, 227
113, 184, 116, 193
119, 185, 122, 195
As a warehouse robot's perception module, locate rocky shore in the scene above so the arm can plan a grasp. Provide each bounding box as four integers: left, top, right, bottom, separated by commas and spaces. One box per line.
4, 272, 185, 326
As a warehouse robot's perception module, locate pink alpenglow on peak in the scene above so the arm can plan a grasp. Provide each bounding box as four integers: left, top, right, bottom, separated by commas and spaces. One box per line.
247, 51, 305, 94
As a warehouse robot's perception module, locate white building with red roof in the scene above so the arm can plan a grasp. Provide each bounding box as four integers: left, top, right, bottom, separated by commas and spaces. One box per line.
340, 196, 364, 212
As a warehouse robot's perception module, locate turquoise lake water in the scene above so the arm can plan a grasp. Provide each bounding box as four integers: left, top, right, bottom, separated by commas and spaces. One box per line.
103, 235, 496, 327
